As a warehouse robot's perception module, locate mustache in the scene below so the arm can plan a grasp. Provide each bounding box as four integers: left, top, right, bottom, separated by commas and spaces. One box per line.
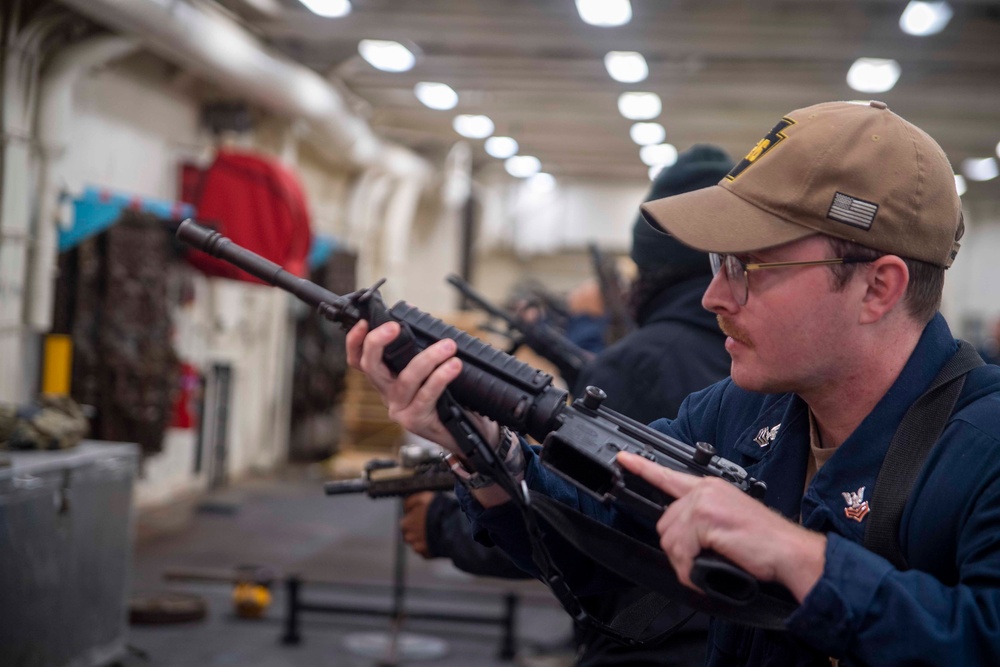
717, 315, 752, 347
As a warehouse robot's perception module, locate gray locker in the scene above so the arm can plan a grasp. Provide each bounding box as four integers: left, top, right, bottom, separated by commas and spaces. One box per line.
0, 442, 139, 667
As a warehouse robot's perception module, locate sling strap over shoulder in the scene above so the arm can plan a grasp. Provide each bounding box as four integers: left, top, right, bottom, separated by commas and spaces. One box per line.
864, 340, 986, 569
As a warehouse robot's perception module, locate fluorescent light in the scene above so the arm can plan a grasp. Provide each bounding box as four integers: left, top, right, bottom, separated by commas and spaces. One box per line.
358, 40, 415, 72
630, 122, 666, 146
505, 155, 541, 178
576, 0, 631, 27
900, 1, 953, 36
527, 173, 556, 193
996, 139, 1000, 160
962, 157, 999, 182
605, 51, 648, 83
452, 114, 494, 139
414, 82, 458, 110
847, 58, 901, 93
618, 92, 661, 120
954, 174, 967, 196
640, 143, 678, 168
485, 136, 519, 159
649, 165, 664, 181
298, 0, 351, 17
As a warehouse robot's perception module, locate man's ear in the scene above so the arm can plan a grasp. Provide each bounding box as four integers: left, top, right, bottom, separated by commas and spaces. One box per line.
859, 255, 909, 324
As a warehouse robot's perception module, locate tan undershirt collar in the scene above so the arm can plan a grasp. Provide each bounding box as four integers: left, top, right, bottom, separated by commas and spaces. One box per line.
803, 409, 841, 493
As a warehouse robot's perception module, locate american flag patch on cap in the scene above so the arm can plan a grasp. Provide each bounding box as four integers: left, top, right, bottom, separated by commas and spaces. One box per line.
827, 192, 878, 230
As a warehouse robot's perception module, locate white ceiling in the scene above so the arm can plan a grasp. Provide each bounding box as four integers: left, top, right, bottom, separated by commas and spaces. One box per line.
228, 0, 1000, 188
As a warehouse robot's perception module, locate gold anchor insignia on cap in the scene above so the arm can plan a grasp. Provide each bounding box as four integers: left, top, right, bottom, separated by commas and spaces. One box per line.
753, 423, 780, 448
842, 486, 870, 522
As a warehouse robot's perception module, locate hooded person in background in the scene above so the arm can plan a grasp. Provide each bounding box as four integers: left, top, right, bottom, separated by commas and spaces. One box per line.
399, 145, 735, 666
570, 145, 734, 422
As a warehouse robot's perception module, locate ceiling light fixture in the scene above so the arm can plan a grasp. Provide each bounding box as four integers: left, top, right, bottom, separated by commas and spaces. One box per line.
954, 175, 967, 197
962, 157, 999, 182
618, 92, 661, 120
576, 0, 632, 27
505, 155, 542, 178
485, 136, 519, 159
846, 58, 901, 93
899, 1, 953, 36
630, 122, 666, 146
452, 114, 494, 139
527, 172, 556, 193
298, 0, 351, 17
358, 39, 415, 72
414, 82, 458, 110
640, 143, 678, 168
605, 51, 648, 83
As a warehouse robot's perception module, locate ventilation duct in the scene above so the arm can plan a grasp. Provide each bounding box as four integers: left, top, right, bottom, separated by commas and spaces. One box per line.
57, 0, 430, 180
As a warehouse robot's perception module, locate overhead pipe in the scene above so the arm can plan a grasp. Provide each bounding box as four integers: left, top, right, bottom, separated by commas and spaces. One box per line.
56, 0, 431, 181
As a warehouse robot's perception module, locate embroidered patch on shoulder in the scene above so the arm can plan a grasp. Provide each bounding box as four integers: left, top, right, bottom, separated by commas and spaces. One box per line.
842, 486, 870, 522
827, 192, 878, 230
753, 423, 780, 448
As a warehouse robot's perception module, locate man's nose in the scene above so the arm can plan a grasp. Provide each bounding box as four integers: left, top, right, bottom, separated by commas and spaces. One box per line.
702, 269, 737, 314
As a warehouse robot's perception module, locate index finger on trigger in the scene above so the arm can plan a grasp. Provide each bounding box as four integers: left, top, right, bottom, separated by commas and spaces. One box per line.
617, 451, 698, 498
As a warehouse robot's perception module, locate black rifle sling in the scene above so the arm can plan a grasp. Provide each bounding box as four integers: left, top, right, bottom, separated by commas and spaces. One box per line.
864, 340, 985, 569
434, 397, 668, 643
529, 492, 798, 632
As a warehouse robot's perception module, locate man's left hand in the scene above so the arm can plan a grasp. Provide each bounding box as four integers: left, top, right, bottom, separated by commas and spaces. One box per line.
617, 451, 826, 603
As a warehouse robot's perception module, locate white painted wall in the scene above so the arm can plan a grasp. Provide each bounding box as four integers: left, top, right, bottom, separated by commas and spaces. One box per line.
479, 173, 645, 259
60, 59, 200, 200
941, 199, 1000, 341
53, 58, 340, 510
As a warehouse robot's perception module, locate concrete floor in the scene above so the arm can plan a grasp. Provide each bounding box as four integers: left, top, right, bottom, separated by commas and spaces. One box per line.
126, 465, 574, 667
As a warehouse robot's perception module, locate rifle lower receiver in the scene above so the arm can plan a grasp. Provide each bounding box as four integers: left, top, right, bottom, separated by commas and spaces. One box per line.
540, 388, 765, 521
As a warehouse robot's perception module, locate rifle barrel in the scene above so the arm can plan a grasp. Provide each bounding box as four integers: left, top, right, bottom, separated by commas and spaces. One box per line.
177, 219, 354, 319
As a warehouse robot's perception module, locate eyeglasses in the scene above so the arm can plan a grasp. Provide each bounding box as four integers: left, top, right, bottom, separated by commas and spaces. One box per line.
709, 253, 873, 305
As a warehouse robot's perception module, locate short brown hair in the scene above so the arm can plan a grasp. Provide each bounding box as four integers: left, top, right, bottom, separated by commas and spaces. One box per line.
826, 237, 944, 324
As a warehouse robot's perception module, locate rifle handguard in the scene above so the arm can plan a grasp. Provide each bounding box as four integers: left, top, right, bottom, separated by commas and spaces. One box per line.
177, 220, 791, 625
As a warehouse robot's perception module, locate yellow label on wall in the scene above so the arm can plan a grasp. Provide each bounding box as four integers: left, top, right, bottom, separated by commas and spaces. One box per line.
42, 334, 73, 395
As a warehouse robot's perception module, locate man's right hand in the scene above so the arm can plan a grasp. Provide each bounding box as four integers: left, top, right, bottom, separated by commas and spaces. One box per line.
344, 319, 499, 460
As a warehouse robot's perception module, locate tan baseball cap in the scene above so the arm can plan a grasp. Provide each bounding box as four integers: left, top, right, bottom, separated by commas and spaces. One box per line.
640, 101, 964, 268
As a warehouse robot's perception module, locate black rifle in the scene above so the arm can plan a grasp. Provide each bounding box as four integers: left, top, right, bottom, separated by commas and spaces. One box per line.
588, 243, 634, 344
177, 220, 795, 633
324, 446, 456, 498
445, 273, 592, 388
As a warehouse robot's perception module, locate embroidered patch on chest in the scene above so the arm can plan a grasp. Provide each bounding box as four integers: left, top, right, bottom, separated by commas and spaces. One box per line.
842, 486, 870, 522
754, 424, 780, 448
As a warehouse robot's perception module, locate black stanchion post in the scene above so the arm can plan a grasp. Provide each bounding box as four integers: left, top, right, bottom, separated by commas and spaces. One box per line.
498, 592, 518, 660
282, 575, 302, 645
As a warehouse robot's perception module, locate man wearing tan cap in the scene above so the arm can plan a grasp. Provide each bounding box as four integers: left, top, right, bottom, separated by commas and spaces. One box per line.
347, 101, 1000, 665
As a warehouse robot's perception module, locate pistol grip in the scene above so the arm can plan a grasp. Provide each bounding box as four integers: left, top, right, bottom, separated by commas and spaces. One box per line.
366, 300, 422, 375
690, 552, 760, 606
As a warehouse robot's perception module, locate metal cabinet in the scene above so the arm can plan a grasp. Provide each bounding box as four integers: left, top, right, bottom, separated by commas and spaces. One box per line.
0, 442, 138, 667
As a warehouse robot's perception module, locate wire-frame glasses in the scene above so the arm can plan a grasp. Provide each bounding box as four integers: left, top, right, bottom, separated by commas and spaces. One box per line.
709, 253, 874, 305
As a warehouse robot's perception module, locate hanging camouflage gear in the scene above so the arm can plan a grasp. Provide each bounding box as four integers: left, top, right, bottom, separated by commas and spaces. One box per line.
54, 210, 179, 455
0, 394, 89, 451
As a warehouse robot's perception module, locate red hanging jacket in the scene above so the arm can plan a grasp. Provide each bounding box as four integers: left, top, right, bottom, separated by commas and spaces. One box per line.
187, 150, 311, 282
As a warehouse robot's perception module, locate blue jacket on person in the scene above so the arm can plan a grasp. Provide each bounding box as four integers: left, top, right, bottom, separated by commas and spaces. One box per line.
458, 313, 1000, 666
